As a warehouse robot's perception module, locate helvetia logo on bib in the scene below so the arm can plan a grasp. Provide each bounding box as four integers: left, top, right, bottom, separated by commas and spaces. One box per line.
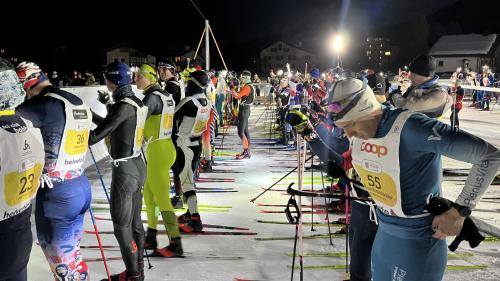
360, 142, 388, 157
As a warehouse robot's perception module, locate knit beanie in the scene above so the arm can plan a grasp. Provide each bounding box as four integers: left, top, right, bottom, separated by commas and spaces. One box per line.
409, 55, 437, 77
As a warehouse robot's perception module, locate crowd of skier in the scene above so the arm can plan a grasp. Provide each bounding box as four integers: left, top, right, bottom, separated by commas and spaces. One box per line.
1, 52, 499, 281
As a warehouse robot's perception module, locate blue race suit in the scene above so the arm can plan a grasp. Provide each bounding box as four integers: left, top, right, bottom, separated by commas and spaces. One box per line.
307, 121, 375, 281
17, 85, 92, 281
360, 106, 500, 281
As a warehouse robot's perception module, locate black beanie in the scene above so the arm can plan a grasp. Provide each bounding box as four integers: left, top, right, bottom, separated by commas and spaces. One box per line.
409, 55, 436, 77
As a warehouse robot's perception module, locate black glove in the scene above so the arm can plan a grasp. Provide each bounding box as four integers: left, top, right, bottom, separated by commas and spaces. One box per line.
97, 90, 112, 106
425, 197, 485, 252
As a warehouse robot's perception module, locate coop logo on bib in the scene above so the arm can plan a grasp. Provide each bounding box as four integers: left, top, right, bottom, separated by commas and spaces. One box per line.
360, 142, 388, 157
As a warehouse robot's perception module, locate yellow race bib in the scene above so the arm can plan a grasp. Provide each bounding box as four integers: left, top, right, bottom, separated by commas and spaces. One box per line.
194, 121, 208, 134
136, 127, 145, 146
355, 165, 398, 207
64, 129, 89, 155
4, 163, 43, 207
164, 113, 174, 130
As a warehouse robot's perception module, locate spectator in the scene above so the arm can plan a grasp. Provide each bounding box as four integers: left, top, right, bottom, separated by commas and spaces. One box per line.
84, 70, 96, 85
450, 80, 464, 128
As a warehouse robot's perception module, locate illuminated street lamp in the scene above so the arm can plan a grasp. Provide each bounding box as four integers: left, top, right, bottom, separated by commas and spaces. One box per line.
329, 33, 345, 68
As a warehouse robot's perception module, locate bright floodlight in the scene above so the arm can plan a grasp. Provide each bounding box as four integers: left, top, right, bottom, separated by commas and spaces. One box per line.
330, 34, 344, 54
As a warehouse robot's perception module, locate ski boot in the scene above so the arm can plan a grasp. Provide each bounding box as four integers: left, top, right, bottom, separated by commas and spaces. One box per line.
177, 211, 191, 224
235, 149, 251, 160
171, 195, 184, 209
102, 270, 143, 281
199, 160, 213, 172
151, 237, 184, 258
179, 214, 203, 233
143, 228, 157, 250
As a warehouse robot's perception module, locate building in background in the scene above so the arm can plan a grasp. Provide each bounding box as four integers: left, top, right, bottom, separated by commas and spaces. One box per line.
429, 34, 500, 74
260, 41, 318, 75
105, 44, 156, 67
365, 37, 393, 71
0, 48, 19, 64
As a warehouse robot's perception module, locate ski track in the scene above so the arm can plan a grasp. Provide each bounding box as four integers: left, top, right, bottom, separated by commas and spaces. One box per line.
27, 105, 500, 280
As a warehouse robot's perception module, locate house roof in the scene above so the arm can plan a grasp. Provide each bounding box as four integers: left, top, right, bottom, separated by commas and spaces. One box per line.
260, 41, 314, 56
429, 34, 497, 56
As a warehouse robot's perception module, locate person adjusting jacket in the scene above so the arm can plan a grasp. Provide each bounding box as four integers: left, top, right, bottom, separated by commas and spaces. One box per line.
389, 54, 452, 118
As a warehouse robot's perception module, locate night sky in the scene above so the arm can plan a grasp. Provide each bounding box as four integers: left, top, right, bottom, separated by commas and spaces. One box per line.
3, 0, 499, 74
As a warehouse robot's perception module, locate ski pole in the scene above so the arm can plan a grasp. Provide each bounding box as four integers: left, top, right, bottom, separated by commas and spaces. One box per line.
89, 147, 110, 202
290, 221, 299, 281
139, 147, 154, 269
310, 151, 315, 232
250, 154, 314, 203
89, 146, 153, 269
343, 180, 350, 281
88, 207, 111, 281
320, 168, 334, 246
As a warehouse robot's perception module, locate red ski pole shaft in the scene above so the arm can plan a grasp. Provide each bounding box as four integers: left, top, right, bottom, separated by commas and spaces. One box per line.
89, 207, 111, 281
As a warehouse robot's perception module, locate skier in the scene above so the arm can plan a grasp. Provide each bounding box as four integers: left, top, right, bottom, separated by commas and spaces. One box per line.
88, 61, 148, 281
157, 59, 184, 209
329, 78, 500, 281
134, 64, 183, 257
173, 70, 210, 232
215, 70, 227, 127
449, 80, 464, 129
16, 61, 92, 281
0, 59, 45, 281
231, 70, 255, 159
199, 73, 218, 171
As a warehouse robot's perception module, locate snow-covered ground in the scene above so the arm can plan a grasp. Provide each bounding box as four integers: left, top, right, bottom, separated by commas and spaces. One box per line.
27, 101, 500, 281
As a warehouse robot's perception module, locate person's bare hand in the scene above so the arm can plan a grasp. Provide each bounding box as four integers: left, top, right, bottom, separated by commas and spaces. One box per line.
431, 207, 465, 240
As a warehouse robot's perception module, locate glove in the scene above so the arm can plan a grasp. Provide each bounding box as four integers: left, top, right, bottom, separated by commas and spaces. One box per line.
97, 90, 113, 106
425, 197, 485, 252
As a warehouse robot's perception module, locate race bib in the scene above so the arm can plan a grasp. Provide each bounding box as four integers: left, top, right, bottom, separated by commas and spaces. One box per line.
4, 162, 43, 207
136, 127, 145, 146
193, 120, 208, 134
64, 129, 89, 155
355, 164, 397, 207
163, 113, 174, 131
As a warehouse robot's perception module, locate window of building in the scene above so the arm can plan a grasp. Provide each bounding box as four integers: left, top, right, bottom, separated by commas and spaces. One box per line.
305, 55, 311, 61
438, 61, 444, 67
278, 43, 282, 50
284, 48, 290, 52
288, 55, 292, 60
271, 48, 277, 52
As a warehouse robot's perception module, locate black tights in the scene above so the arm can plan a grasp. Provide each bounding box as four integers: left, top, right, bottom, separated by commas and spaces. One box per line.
237, 105, 251, 147
450, 108, 461, 128
110, 158, 146, 274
